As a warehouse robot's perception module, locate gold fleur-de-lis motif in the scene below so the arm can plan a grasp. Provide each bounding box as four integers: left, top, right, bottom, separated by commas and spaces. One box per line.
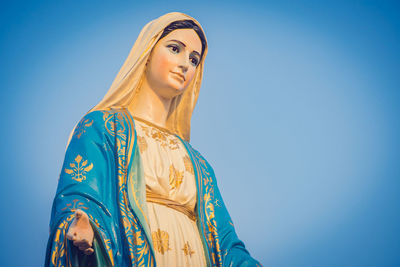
169, 164, 184, 190
151, 229, 171, 254
74, 118, 93, 139
64, 154, 93, 182
182, 241, 195, 257
183, 155, 194, 175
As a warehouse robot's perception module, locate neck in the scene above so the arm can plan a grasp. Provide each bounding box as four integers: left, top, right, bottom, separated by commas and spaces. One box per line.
127, 78, 172, 128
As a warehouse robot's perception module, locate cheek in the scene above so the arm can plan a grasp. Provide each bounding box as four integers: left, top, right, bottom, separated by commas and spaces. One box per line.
184, 68, 197, 86
157, 56, 170, 71
154, 51, 174, 75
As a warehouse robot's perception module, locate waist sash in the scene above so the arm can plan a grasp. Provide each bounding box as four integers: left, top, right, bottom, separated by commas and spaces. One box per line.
146, 191, 197, 221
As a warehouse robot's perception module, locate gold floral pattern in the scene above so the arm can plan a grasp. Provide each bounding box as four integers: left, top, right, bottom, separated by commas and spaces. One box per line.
169, 164, 184, 190
151, 130, 167, 143
138, 135, 148, 153
169, 138, 180, 150
182, 241, 195, 257
183, 155, 194, 175
102, 110, 127, 140
137, 122, 180, 150
64, 154, 93, 182
73, 118, 93, 139
152, 229, 171, 255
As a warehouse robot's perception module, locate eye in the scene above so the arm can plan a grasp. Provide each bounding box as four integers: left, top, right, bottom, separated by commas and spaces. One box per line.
190, 57, 199, 67
168, 45, 180, 53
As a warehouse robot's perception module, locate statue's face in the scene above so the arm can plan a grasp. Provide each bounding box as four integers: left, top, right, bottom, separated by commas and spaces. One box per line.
145, 28, 202, 99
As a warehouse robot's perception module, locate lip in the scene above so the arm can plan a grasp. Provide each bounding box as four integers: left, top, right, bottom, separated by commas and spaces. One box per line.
171, 71, 185, 81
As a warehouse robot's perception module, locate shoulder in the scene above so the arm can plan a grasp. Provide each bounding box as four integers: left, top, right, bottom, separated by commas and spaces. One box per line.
71, 109, 129, 141
73, 110, 107, 136
184, 141, 216, 175
79, 108, 129, 128
78, 109, 126, 125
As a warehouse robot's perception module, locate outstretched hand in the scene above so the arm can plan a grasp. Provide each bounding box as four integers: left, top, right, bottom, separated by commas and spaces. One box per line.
66, 209, 95, 255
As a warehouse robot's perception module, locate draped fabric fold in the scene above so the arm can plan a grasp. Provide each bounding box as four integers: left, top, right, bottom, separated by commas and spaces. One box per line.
145, 191, 197, 222
46, 109, 262, 266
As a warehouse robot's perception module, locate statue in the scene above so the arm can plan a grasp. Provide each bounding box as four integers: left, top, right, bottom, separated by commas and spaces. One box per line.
45, 11, 262, 267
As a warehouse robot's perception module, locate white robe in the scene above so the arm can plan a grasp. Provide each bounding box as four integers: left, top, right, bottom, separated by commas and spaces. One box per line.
133, 117, 207, 267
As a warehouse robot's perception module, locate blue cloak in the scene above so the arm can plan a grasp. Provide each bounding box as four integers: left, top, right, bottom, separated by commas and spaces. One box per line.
45, 108, 262, 267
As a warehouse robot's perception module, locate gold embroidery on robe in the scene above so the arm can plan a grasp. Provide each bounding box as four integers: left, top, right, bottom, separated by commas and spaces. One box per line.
182, 241, 195, 257
138, 135, 148, 153
151, 130, 167, 145
64, 154, 93, 182
86, 214, 102, 229
169, 164, 184, 189
73, 118, 93, 139
139, 123, 180, 150
183, 155, 194, 175
61, 199, 88, 212
168, 138, 180, 150
152, 229, 171, 254
138, 123, 150, 135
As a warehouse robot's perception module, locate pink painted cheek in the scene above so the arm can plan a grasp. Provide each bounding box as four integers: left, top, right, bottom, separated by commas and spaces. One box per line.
185, 70, 196, 85
155, 53, 175, 80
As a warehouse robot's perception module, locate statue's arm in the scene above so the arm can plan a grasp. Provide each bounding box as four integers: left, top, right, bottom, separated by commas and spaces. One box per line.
210, 168, 263, 267
45, 110, 117, 267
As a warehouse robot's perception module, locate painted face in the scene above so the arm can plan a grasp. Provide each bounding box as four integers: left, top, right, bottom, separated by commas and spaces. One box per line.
144, 28, 202, 99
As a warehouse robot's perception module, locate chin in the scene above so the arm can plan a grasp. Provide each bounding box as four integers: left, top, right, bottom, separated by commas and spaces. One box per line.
166, 80, 187, 96
171, 87, 186, 97
158, 85, 185, 99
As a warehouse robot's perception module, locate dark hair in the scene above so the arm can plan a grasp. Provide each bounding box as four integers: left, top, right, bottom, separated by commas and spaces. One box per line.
159, 19, 207, 61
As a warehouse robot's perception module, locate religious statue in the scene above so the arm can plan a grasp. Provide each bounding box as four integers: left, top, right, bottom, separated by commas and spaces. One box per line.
45, 11, 262, 267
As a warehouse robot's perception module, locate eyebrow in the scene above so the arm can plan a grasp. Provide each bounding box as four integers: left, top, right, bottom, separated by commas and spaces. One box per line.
169, 39, 201, 58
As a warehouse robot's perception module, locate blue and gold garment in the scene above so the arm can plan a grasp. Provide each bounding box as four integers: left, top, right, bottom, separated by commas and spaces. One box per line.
45, 108, 262, 267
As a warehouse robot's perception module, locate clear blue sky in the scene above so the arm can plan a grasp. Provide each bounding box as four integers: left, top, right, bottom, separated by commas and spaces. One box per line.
1, 0, 399, 266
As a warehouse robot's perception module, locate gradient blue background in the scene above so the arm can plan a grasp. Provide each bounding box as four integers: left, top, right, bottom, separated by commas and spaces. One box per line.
1, 1, 399, 266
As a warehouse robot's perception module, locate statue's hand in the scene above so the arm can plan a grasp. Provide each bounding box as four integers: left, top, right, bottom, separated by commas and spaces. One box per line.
66, 209, 95, 255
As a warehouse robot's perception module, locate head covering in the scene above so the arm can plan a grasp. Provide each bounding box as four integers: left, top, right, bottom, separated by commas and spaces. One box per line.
67, 11, 208, 147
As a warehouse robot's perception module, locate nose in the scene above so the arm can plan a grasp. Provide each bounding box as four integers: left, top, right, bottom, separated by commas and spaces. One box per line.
179, 64, 188, 73
178, 53, 190, 73
178, 63, 188, 74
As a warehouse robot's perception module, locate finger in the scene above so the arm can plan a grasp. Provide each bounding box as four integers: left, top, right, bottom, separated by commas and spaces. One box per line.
84, 247, 94, 255
81, 238, 92, 247
73, 239, 86, 247
79, 243, 90, 250
73, 238, 92, 247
